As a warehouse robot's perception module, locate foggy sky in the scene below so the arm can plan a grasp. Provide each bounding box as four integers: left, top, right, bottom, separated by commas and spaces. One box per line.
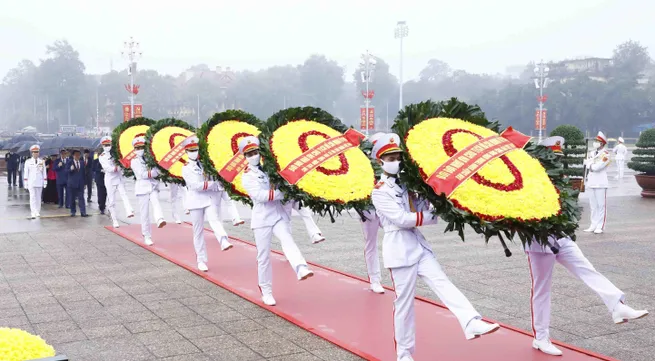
0, 0, 652, 81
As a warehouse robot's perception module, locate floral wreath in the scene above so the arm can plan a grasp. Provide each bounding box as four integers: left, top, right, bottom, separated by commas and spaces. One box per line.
0, 327, 56, 361
392, 98, 581, 249
144, 118, 196, 185
260, 107, 376, 221
110, 117, 155, 178
197, 110, 264, 206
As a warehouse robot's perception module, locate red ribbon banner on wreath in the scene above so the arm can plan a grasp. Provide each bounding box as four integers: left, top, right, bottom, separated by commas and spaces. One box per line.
426, 127, 532, 197
120, 150, 137, 168
219, 152, 248, 182
158, 134, 197, 170
278, 128, 366, 185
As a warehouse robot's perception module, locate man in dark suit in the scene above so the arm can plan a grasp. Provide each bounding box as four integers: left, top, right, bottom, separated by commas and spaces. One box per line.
83, 149, 93, 203
54, 149, 69, 208
66, 150, 88, 217
92, 149, 107, 214
4, 151, 19, 187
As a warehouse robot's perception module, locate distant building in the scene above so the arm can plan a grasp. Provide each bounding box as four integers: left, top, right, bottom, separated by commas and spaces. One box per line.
549, 57, 614, 83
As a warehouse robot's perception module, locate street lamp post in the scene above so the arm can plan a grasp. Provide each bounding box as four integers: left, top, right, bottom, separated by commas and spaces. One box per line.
360, 51, 376, 136
394, 21, 408, 110
121, 37, 142, 120
533, 60, 550, 143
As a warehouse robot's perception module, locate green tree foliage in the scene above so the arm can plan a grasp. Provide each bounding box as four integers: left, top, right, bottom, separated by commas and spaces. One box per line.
628, 129, 655, 175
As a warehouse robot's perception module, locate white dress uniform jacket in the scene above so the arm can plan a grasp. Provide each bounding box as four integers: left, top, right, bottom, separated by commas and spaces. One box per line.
99, 152, 125, 187
613, 143, 628, 179
241, 165, 291, 229
525, 236, 625, 342
584, 148, 611, 232
130, 157, 160, 195
98, 151, 134, 223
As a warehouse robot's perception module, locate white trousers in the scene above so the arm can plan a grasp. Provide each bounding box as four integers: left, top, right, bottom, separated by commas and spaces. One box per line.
170, 184, 185, 221
221, 192, 242, 221
137, 191, 164, 239
252, 220, 308, 295
190, 205, 230, 264
390, 249, 480, 359
616, 159, 625, 178
294, 202, 322, 240
360, 210, 381, 283
527, 242, 624, 341
107, 183, 134, 223
588, 188, 608, 231
28, 187, 43, 216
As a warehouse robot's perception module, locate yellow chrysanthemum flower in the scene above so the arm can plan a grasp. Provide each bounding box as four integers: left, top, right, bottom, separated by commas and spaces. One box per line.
0, 328, 56, 361
150, 126, 194, 179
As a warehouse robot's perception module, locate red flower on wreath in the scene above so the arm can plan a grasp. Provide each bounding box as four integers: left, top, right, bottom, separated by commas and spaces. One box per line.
298, 130, 349, 176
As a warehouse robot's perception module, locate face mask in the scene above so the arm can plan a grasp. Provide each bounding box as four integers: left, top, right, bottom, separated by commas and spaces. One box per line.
381, 160, 400, 175
246, 154, 260, 166
187, 151, 199, 161
592, 142, 601, 149
135, 150, 144, 157
32, 153, 39, 159
103, 146, 111, 152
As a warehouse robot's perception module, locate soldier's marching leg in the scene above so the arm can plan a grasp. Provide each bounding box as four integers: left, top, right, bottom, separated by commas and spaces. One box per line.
584, 189, 600, 232
296, 203, 325, 244
526, 252, 562, 355
138, 194, 153, 246
593, 188, 608, 233
118, 182, 135, 217
28, 187, 37, 218
272, 220, 313, 280
190, 208, 208, 271
35, 187, 43, 217
149, 190, 166, 228
221, 192, 244, 226
206, 204, 233, 251
107, 185, 120, 228
253, 226, 275, 306
361, 212, 383, 293
389, 264, 418, 361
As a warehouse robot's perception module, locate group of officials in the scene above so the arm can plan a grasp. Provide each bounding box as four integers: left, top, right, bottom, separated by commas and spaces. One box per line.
16, 132, 648, 361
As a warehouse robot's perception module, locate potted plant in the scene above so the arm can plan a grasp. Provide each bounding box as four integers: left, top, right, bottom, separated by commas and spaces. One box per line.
550, 125, 586, 191
628, 128, 655, 198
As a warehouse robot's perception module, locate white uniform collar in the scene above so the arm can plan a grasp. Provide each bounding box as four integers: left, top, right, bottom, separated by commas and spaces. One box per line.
380, 173, 403, 191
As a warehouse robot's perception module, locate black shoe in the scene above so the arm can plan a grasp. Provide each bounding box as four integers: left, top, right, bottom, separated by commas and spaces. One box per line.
70, 214, 76, 217
81, 214, 89, 217
100, 210, 105, 215
87, 199, 92, 203
58, 206, 63, 208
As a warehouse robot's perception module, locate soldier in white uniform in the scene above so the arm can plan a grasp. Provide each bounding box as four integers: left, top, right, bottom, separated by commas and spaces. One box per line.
584, 131, 610, 234
221, 191, 245, 227
525, 137, 649, 356
371, 133, 499, 361
130, 136, 166, 246
181, 136, 234, 272
24, 145, 47, 219
240, 136, 313, 307
613, 137, 628, 179
98, 136, 135, 228
360, 132, 386, 294
170, 183, 186, 224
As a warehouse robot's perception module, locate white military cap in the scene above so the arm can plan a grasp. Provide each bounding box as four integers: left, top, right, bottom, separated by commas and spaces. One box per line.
595, 131, 607, 144
238, 136, 260, 154
539, 136, 564, 155
132, 136, 146, 147
371, 133, 402, 160
100, 136, 112, 145
368, 132, 386, 145
182, 135, 200, 151
30, 144, 40, 152
618, 137, 624, 143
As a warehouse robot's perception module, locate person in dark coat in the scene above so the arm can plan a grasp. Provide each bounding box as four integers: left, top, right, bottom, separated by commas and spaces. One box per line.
5, 151, 19, 187
83, 149, 93, 202
18, 156, 26, 188
43, 154, 59, 204
92, 149, 107, 214
66, 150, 88, 217
54, 149, 69, 208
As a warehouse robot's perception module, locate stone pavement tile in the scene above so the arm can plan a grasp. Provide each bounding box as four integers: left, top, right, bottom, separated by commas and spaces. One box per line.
136, 330, 186, 346
608, 349, 653, 361
177, 324, 225, 340
552, 321, 618, 339
145, 339, 201, 358
124, 319, 171, 333
608, 327, 655, 348
548, 329, 583, 344
77, 315, 127, 328
310, 347, 364, 361
118, 282, 160, 295
151, 305, 199, 319
82, 324, 132, 339
249, 339, 306, 358
191, 334, 244, 352
69, 308, 114, 322
135, 291, 178, 303
204, 346, 264, 361
160, 354, 213, 361
116, 310, 160, 323
60, 299, 104, 311
26, 309, 72, 324
288, 334, 335, 351
203, 309, 249, 323
0, 315, 30, 327
145, 298, 185, 311
268, 352, 325, 361
33, 320, 79, 333
570, 335, 631, 356
177, 295, 218, 306
0, 307, 25, 319
38, 328, 88, 344
164, 313, 210, 329
220, 319, 266, 334
0, 296, 20, 309
105, 303, 149, 317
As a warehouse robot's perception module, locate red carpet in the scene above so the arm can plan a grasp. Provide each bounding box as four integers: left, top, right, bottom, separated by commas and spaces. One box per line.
106, 223, 617, 361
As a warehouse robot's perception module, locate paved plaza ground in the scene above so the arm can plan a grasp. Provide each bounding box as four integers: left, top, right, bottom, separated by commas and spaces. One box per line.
0, 161, 654, 361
